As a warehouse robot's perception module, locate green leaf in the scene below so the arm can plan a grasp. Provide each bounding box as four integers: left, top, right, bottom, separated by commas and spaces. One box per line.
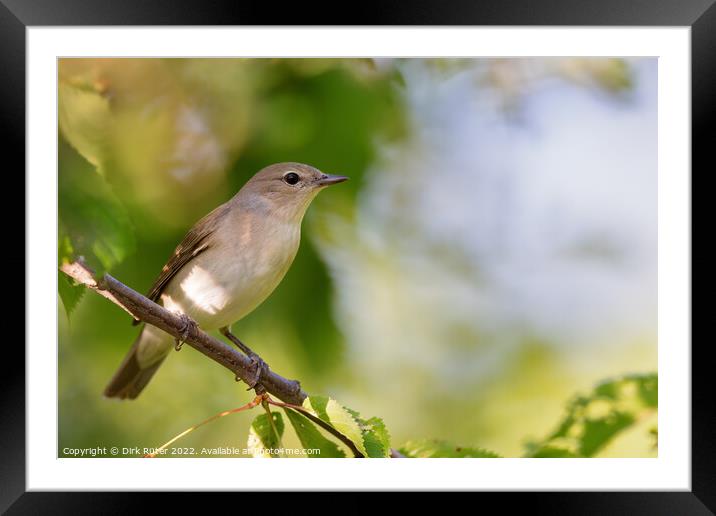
346, 410, 391, 458
58, 138, 135, 273
399, 439, 501, 458
58, 271, 85, 319
579, 411, 635, 457
247, 412, 285, 458
303, 396, 365, 456
365, 416, 391, 457
58, 81, 111, 169
302, 395, 390, 457
57, 232, 84, 318
283, 408, 345, 458
526, 373, 658, 458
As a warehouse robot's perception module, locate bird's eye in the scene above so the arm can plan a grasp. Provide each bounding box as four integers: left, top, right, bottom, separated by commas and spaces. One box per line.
283, 172, 300, 185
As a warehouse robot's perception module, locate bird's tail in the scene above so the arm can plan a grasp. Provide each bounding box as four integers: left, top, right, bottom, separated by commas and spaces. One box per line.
104, 325, 172, 400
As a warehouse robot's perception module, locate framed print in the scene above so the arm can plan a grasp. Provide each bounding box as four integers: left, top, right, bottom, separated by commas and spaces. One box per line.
4, 0, 710, 511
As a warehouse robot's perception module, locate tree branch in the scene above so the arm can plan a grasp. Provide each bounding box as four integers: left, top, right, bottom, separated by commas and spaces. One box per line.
60, 259, 400, 458
60, 259, 306, 406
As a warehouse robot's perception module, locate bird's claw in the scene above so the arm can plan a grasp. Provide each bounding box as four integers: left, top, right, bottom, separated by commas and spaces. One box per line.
245, 355, 269, 390
219, 328, 268, 390
174, 313, 197, 351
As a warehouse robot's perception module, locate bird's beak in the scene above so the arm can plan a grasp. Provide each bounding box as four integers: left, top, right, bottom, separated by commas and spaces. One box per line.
316, 174, 349, 187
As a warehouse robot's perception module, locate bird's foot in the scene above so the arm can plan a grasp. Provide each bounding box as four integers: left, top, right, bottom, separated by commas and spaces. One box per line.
220, 327, 269, 389
174, 313, 197, 351
244, 354, 269, 390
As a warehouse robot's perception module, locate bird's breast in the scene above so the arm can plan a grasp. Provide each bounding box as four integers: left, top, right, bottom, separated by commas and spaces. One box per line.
161, 221, 301, 330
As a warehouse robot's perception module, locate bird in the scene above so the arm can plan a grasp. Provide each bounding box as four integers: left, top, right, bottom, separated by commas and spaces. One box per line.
104, 162, 348, 399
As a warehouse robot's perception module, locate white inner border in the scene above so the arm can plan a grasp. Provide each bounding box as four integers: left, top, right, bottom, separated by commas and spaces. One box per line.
27, 27, 691, 491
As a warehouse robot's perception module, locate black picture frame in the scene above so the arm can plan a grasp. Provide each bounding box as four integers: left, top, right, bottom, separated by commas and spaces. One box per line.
3, 0, 709, 511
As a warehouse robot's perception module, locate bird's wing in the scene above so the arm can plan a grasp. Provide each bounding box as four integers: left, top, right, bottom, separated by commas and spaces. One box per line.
133, 202, 231, 325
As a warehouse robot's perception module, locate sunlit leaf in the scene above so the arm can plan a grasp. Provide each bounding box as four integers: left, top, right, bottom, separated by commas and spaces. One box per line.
303, 396, 365, 456
526, 373, 657, 457
364, 416, 391, 457
247, 412, 284, 458
346, 409, 391, 458
58, 138, 136, 273
302, 395, 390, 457
58, 81, 111, 169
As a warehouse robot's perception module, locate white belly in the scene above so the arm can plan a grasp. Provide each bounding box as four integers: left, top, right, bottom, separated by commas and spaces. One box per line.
160, 224, 299, 330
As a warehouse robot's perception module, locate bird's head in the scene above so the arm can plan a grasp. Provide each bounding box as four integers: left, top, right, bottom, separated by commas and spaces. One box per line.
238, 162, 348, 222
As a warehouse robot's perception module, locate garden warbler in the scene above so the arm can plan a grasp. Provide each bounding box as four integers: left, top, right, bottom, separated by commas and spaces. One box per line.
104, 163, 347, 399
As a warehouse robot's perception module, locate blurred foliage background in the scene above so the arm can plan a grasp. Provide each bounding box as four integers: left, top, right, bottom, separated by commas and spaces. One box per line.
58, 58, 657, 458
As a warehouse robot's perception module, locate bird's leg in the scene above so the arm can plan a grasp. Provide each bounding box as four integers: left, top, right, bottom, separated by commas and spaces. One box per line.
219, 326, 269, 389
174, 313, 198, 351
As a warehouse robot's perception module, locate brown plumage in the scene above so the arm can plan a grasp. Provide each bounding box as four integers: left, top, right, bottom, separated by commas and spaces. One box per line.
131, 202, 231, 325
103, 328, 167, 399
105, 162, 348, 399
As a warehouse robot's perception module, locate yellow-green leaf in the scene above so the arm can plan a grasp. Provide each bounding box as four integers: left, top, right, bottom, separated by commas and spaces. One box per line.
302, 395, 390, 457
247, 412, 284, 458
58, 81, 111, 169
526, 373, 658, 457
58, 138, 135, 273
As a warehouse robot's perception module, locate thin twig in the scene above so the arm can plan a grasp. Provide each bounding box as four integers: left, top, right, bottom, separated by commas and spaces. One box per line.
145, 395, 264, 458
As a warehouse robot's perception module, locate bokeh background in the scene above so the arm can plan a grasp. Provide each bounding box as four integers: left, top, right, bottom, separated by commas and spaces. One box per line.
58, 58, 657, 458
